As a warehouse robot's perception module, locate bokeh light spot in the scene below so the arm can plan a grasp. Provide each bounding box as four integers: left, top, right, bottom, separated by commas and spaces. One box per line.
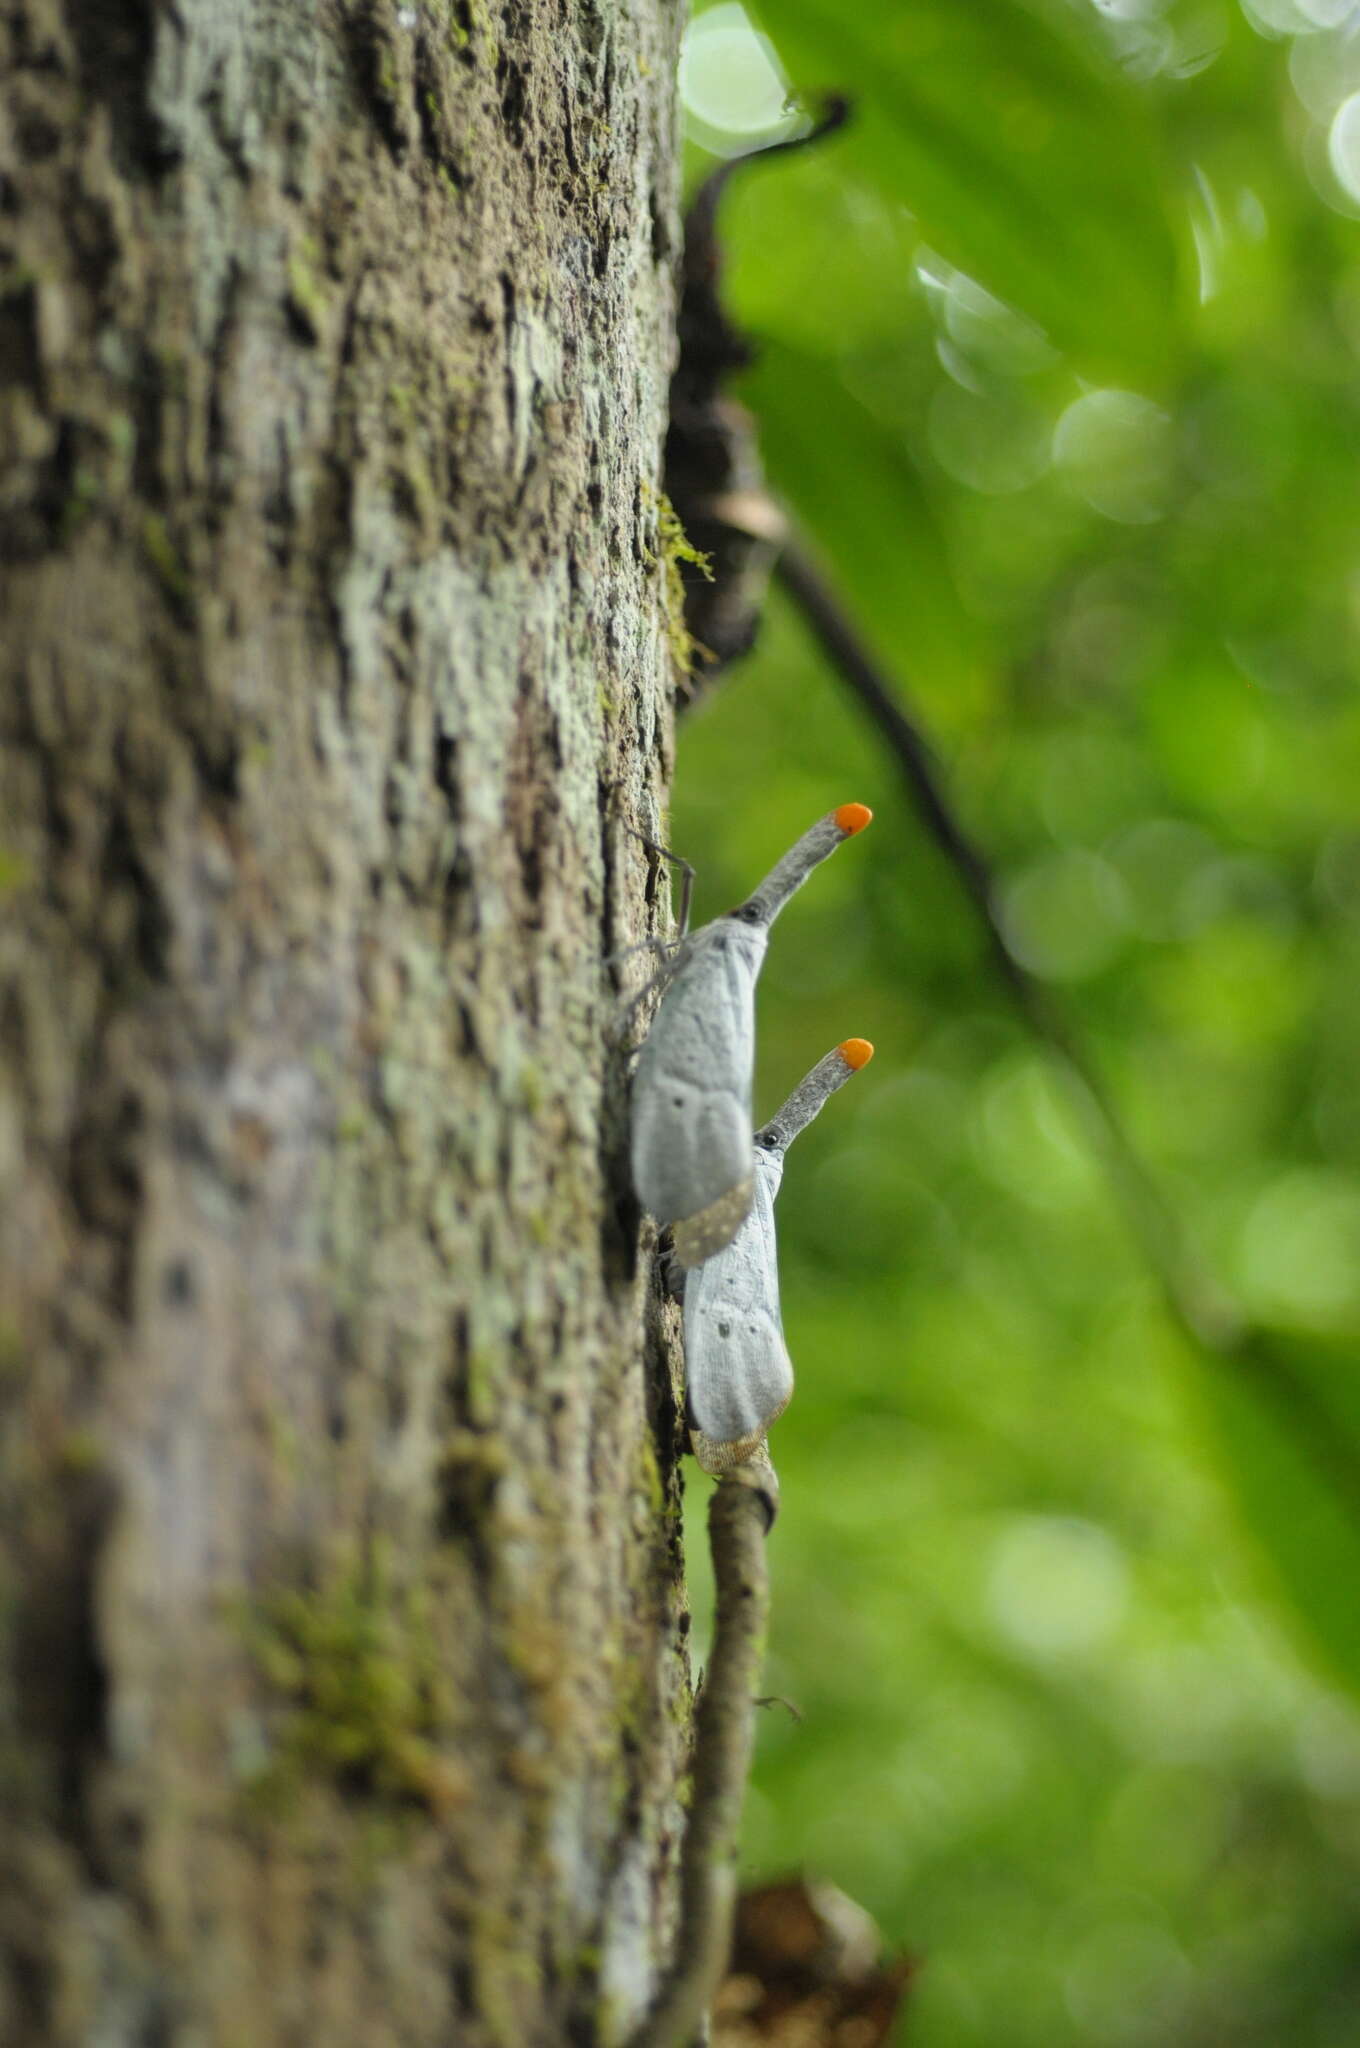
942, 270, 1057, 377
1297, 0, 1360, 24
1242, 0, 1324, 35
1238, 1170, 1360, 1323
1052, 389, 1173, 523
1290, 20, 1360, 120
1108, 817, 1219, 941
680, 3, 794, 150
1328, 90, 1360, 204
987, 1516, 1130, 1661
927, 382, 1051, 494
1000, 847, 1132, 981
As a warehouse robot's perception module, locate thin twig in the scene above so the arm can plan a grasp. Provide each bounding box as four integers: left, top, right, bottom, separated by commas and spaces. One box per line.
775, 533, 1213, 1326
774, 527, 1360, 1509
630, 1476, 772, 2048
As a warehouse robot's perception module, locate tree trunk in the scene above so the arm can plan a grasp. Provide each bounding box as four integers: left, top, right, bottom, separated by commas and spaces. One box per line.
0, 2, 691, 2040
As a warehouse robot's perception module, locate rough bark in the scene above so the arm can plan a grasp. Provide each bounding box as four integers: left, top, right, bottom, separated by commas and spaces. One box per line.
0, 2, 692, 2041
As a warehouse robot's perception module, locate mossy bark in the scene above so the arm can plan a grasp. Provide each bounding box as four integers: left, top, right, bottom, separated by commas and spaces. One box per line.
0, 2, 692, 2041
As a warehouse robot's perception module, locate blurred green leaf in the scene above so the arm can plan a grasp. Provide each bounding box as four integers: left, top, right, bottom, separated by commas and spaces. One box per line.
741, 338, 992, 724
749, 0, 1183, 378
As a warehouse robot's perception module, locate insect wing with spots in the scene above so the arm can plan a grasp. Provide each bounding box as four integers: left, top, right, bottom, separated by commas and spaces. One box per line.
630, 804, 873, 1268
686, 1038, 874, 1473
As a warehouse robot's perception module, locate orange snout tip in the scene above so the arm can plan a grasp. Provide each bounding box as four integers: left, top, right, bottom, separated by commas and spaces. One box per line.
838, 1038, 874, 1071
834, 802, 873, 836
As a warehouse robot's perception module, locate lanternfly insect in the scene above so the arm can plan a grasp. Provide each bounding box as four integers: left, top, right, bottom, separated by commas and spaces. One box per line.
685, 1037, 874, 1473
630, 805, 873, 1267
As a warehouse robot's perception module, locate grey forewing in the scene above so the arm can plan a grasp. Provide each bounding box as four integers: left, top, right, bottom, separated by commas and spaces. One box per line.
683, 1159, 792, 1442
630, 920, 766, 1225
632, 1080, 750, 1225
635, 922, 764, 1082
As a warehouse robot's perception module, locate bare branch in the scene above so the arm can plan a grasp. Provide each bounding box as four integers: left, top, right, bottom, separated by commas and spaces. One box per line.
630, 1474, 772, 2048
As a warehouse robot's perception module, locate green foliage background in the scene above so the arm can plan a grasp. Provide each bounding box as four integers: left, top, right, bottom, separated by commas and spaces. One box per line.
673, 3, 1360, 2041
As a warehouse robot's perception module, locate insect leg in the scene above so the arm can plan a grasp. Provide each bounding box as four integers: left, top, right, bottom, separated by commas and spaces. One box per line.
625, 825, 697, 939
